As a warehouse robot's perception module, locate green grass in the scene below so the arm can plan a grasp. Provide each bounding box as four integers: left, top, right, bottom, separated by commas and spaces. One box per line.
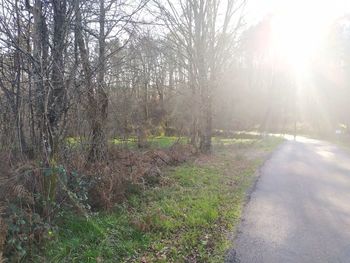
65, 136, 187, 150
44, 211, 149, 262
213, 135, 284, 151
212, 137, 257, 146
255, 136, 285, 151
66, 137, 85, 146
44, 136, 283, 263
67, 133, 275, 150
112, 136, 187, 149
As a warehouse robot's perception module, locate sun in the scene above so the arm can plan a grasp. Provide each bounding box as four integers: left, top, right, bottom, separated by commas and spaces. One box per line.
269, 2, 332, 74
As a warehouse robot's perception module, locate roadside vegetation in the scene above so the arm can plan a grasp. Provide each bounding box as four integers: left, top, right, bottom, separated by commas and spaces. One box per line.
41, 136, 283, 262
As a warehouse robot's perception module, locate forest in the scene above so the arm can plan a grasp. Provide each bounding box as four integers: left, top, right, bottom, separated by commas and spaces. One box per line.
0, 0, 350, 262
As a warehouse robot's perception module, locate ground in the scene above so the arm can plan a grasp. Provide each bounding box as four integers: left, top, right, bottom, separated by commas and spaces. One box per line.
43, 136, 282, 262
232, 137, 350, 263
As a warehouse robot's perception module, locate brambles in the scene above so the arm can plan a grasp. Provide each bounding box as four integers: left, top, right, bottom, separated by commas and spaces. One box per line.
0, 140, 196, 261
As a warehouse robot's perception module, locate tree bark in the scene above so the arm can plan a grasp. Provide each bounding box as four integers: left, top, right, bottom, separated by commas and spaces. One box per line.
49, 0, 67, 154
75, 0, 108, 162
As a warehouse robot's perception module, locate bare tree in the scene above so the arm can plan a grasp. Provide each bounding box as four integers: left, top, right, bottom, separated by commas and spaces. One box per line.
153, 0, 245, 152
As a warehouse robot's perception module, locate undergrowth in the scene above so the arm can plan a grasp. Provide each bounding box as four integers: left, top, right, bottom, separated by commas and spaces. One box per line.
43, 136, 283, 262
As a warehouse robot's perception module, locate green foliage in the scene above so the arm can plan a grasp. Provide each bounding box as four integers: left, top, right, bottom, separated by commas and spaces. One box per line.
66, 137, 79, 146
3, 163, 97, 262
4, 203, 52, 262
65, 170, 93, 212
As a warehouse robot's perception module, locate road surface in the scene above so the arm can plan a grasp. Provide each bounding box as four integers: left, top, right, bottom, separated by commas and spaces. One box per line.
230, 138, 350, 263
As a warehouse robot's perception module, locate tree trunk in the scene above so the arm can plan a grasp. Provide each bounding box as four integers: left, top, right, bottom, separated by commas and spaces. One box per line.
49, 0, 67, 154
88, 0, 108, 161
75, 0, 108, 162
199, 88, 212, 153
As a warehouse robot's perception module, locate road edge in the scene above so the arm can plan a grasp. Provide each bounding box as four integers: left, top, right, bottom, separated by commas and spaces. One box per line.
224, 140, 288, 263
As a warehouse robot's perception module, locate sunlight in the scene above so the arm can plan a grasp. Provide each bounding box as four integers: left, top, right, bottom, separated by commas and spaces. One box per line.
270, 2, 331, 74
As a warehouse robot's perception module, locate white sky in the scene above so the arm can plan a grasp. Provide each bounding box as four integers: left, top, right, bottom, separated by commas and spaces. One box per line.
246, 0, 350, 25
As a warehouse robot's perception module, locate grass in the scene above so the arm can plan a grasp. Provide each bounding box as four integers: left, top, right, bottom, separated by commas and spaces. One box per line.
212, 137, 257, 146
44, 212, 149, 262
66, 136, 187, 149
323, 134, 350, 152
112, 136, 187, 149
44, 136, 283, 263
68, 133, 268, 150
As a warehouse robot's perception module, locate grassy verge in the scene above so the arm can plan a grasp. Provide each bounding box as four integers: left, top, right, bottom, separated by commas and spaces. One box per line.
44, 136, 283, 263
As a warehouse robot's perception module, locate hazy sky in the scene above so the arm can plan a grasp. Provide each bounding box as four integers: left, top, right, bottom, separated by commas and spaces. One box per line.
246, 0, 350, 24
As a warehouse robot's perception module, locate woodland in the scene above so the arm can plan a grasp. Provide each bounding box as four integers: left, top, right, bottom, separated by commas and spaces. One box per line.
0, 0, 349, 261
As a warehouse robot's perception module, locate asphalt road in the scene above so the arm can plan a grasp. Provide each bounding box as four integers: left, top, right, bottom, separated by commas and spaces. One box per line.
230, 138, 350, 263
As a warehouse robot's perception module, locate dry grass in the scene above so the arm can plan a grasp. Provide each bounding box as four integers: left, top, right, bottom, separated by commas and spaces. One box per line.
89, 144, 197, 210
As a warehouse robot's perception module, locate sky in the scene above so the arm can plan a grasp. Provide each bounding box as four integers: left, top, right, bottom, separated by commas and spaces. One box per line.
244, 0, 350, 73
246, 0, 350, 25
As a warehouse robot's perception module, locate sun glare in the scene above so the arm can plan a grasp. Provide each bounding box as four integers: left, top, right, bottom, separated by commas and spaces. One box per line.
270, 2, 331, 74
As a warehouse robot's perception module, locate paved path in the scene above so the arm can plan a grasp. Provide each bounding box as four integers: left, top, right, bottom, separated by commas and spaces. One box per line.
231, 138, 350, 263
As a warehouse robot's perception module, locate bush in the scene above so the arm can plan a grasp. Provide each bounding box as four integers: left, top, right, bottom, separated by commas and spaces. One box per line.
4, 204, 51, 261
